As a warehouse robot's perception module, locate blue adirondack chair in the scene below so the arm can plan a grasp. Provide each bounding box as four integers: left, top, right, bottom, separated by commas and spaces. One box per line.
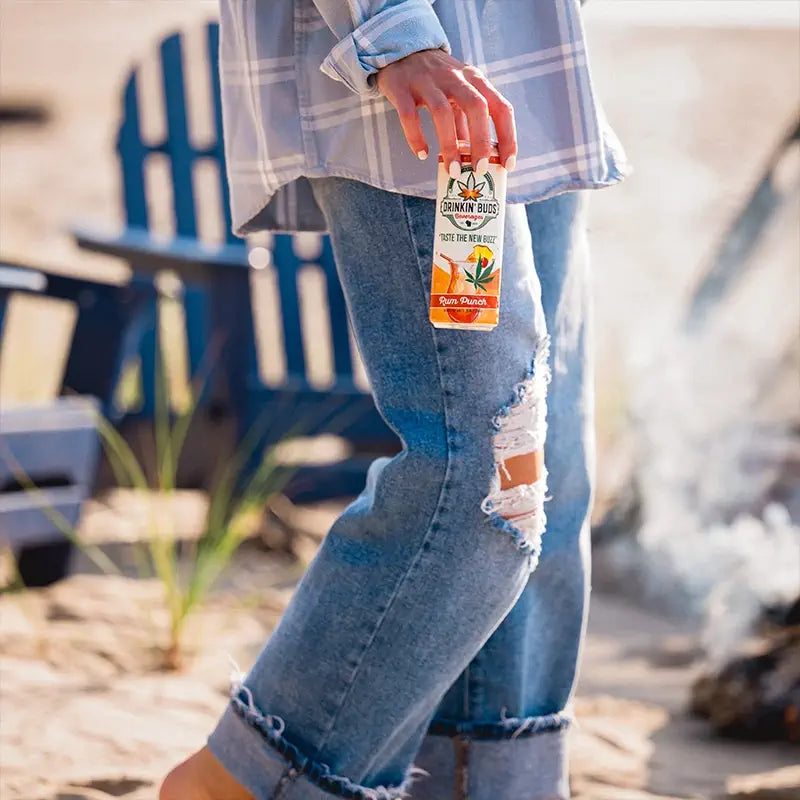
73, 22, 399, 502
0, 263, 157, 584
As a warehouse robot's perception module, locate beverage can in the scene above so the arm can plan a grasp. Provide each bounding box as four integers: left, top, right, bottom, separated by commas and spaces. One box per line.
429, 141, 507, 331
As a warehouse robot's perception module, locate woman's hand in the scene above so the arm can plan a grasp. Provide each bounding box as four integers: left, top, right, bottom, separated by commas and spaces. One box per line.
376, 48, 517, 177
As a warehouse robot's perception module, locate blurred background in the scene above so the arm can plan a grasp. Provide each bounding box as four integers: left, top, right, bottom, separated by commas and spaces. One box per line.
0, 2, 798, 799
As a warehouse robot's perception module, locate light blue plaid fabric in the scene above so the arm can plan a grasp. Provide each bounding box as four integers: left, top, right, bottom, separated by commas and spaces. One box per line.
219, 0, 627, 234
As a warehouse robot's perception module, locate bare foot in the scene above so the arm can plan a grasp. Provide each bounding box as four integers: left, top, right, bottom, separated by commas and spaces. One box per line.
160, 746, 255, 800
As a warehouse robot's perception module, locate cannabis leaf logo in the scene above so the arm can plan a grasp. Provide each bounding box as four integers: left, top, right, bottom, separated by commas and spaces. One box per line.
464, 256, 496, 292
456, 171, 485, 202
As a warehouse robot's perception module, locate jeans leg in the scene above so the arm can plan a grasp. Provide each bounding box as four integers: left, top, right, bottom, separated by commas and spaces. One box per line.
207, 178, 551, 800
412, 192, 593, 800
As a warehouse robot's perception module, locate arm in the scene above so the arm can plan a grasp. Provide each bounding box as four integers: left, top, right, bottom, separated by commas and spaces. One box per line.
312, 0, 517, 174
314, 0, 451, 96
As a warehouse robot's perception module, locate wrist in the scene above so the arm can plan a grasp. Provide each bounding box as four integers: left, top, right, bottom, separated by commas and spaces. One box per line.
320, 0, 451, 96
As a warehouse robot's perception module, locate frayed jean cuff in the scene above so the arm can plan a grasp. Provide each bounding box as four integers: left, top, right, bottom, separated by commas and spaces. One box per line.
208, 693, 427, 799
428, 708, 570, 739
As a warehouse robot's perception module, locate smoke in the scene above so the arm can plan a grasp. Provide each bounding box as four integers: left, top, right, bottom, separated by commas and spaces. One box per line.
602, 311, 799, 662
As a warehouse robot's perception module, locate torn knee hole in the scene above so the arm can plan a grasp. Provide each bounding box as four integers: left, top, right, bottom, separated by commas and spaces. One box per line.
499, 449, 546, 490
481, 337, 551, 556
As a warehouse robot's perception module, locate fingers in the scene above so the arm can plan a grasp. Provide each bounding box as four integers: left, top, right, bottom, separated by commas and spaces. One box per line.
454, 106, 469, 144
391, 91, 430, 160
423, 89, 461, 178
465, 71, 517, 171
377, 52, 516, 173
450, 82, 491, 173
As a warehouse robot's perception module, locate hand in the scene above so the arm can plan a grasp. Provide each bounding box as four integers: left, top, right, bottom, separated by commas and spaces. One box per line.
376, 49, 517, 176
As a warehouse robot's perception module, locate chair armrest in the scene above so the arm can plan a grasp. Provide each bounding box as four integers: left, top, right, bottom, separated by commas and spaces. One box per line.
72, 226, 249, 282
0, 259, 155, 304
0, 264, 47, 294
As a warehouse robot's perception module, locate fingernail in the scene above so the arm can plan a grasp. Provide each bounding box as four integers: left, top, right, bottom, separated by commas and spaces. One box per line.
417, 149, 428, 161
476, 157, 489, 174
505, 154, 516, 172
449, 160, 461, 179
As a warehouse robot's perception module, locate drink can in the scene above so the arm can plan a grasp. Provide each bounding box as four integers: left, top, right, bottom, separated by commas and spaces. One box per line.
429, 141, 507, 330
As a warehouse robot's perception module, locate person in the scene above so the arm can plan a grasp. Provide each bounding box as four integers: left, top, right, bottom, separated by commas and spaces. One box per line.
162, 1, 627, 798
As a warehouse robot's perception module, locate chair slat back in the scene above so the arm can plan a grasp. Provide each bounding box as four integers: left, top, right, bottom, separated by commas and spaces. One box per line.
117, 76, 150, 229
113, 23, 371, 407
160, 34, 197, 238
207, 23, 236, 244
0, 292, 8, 340
118, 26, 228, 239
318, 238, 354, 380
270, 235, 307, 379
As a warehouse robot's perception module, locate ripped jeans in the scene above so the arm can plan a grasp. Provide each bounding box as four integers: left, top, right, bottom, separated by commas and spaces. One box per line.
208, 178, 592, 800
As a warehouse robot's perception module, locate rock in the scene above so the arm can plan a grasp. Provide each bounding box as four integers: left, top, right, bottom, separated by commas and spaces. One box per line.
691, 628, 800, 741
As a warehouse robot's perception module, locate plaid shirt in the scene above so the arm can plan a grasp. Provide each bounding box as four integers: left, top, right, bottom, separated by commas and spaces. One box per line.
219, 0, 627, 234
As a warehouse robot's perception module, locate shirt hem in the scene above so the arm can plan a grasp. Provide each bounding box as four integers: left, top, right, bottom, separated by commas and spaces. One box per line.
234, 153, 629, 236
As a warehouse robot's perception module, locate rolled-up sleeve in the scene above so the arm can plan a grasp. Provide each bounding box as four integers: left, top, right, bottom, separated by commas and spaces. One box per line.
317, 0, 451, 97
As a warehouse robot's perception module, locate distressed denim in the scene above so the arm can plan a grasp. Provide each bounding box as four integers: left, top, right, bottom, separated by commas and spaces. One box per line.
208, 179, 590, 800
411, 192, 591, 799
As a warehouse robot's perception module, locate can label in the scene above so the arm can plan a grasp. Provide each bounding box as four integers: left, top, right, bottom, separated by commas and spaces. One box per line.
429, 148, 507, 330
